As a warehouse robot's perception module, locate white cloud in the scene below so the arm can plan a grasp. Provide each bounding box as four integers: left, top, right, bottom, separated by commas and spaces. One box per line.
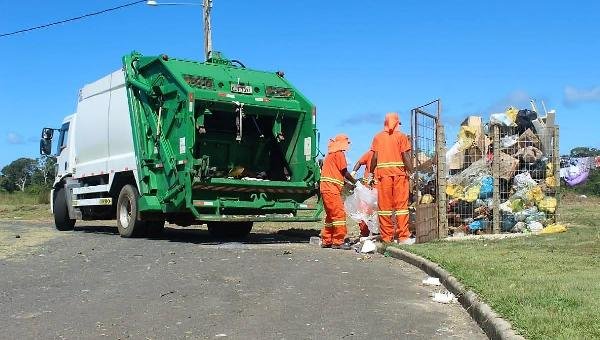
564, 86, 600, 104
6, 132, 25, 145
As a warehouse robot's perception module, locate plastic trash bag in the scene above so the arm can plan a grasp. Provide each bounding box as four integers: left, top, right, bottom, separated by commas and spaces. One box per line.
421, 194, 434, 204
500, 134, 519, 148
514, 206, 538, 222
344, 182, 379, 234
527, 221, 544, 233
514, 172, 537, 190
505, 107, 519, 123
469, 219, 490, 231
501, 213, 516, 232
516, 109, 538, 135
464, 185, 481, 202
525, 211, 546, 224
538, 197, 557, 214
511, 198, 524, 212
513, 221, 527, 233
457, 125, 478, 150
525, 186, 544, 204
479, 176, 493, 199
545, 176, 558, 187
540, 224, 567, 234
491, 113, 515, 126
499, 200, 513, 213
446, 184, 463, 199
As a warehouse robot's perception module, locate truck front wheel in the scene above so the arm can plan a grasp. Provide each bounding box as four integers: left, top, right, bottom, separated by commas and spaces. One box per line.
116, 184, 146, 238
53, 188, 75, 231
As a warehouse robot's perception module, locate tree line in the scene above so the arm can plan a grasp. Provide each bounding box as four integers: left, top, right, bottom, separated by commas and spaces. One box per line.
0, 157, 56, 193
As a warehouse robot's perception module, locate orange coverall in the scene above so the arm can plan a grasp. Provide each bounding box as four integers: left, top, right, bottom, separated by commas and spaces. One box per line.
320, 135, 350, 246
356, 151, 374, 237
370, 113, 411, 242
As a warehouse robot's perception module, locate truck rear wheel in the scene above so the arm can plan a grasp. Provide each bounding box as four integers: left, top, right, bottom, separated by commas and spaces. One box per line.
116, 184, 146, 238
53, 188, 75, 231
207, 222, 253, 239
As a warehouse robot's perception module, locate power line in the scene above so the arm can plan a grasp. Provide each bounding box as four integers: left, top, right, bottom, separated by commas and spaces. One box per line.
0, 1, 145, 38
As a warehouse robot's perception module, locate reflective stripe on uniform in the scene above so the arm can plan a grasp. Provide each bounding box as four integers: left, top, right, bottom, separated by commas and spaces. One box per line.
376, 162, 405, 169
321, 177, 344, 186
377, 210, 393, 216
396, 209, 410, 215
331, 220, 346, 226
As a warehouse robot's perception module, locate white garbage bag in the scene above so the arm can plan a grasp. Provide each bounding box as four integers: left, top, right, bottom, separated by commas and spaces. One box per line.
344, 182, 379, 234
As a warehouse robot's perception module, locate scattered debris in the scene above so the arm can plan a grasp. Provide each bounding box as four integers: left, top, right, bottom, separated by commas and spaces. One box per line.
360, 240, 376, 253
309, 236, 321, 246
215, 334, 227, 337
422, 277, 442, 286
432, 291, 456, 304
15, 235, 20, 239
160, 290, 175, 298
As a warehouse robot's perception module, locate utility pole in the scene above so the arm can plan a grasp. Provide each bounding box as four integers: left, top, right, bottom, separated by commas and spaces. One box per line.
203, 0, 213, 60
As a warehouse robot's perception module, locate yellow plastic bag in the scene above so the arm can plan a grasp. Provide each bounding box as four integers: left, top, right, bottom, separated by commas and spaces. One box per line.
421, 194, 434, 204
538, 197, 557, 213
457, 126, 478, 150
545, 176, 557, 187
506, 107, 518, 123
540, 224, 567, 234
546, 163, 554, 178
446, 184, 464, 199
526, 186, 545, 204
464, 185, 481, 203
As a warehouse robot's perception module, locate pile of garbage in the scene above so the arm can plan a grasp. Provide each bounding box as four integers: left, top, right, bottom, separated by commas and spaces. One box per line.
560, 157, 597, 186
445, 106, 558, 234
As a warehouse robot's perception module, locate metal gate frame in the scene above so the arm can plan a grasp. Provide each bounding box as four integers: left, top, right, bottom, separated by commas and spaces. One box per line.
410, 99, 447, 243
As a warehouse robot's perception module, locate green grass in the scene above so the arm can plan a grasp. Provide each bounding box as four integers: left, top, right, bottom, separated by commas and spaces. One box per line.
0, 192, 52, 220
396, 194, 600, 339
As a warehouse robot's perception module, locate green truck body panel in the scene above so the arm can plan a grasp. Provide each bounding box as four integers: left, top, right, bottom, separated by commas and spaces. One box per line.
122, 52, 322, 223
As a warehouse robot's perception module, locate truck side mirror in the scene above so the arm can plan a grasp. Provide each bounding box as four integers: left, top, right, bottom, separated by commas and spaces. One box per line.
40, 128, 54, 155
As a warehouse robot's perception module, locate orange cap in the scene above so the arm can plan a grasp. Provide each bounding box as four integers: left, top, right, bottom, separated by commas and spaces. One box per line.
384, 112, 400, 134
327, 134, 351, 153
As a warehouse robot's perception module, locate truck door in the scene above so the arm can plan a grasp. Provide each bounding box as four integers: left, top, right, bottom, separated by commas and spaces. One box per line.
56, 121, 71, 176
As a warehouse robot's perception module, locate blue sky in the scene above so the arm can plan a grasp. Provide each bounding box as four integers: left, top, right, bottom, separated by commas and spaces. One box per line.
1, 0, 599, 168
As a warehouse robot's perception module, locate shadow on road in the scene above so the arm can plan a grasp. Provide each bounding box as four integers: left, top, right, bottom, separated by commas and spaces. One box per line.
73, 225, 319, 245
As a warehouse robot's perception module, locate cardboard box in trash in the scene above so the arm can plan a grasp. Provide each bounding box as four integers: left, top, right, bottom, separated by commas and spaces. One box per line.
448, 116, 490, 170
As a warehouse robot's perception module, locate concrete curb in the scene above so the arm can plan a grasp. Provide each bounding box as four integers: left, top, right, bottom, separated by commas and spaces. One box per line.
379, 246, 526, 340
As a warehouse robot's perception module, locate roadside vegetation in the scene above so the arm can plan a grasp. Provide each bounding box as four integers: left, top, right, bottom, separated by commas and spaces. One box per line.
397, 193, 600, 339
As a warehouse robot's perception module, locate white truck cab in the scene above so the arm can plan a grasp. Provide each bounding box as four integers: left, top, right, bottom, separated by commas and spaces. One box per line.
41, 70, 148, 236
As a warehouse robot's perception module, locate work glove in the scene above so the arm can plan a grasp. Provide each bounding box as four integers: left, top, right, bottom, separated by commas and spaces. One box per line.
367, 173, 375, 187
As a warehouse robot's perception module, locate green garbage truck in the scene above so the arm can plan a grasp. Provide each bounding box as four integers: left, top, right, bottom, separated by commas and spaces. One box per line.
40, 52, 322, 238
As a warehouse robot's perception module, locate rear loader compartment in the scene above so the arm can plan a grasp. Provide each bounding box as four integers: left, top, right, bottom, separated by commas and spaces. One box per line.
123, 52, 322, 224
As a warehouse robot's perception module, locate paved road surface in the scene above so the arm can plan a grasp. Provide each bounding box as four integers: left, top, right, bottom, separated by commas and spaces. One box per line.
0, 221, 485, 339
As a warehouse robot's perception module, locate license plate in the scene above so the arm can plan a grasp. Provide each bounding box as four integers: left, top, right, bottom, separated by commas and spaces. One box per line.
230, 84, 253, 94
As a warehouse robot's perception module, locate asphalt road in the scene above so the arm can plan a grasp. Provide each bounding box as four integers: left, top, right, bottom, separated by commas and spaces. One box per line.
0, 221, 485, 340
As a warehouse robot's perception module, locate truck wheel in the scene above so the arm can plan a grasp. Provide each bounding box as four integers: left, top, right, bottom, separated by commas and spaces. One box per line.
53, 188, 75, 231
207, 222, 253, 239
116, 184, 146, 238
146, 220, 166, 237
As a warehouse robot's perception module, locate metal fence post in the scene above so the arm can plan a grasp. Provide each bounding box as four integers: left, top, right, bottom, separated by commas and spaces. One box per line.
492, 125, 500, 233
436, 123, 448, 239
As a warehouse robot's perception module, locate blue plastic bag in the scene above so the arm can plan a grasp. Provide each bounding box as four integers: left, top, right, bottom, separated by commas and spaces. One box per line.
479, 176, 493, 199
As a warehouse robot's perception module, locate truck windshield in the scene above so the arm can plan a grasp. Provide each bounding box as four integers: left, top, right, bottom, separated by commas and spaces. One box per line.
56, 122, 70, 155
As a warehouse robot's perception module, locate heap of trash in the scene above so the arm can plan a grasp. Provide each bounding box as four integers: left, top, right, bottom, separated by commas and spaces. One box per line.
445, 106, 558, 235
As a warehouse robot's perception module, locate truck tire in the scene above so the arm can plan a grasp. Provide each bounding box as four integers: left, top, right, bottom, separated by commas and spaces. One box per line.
207, 222, 253, 239
53, 188, 75, 231
116, 184, 146, 238
146, 220, 166, 237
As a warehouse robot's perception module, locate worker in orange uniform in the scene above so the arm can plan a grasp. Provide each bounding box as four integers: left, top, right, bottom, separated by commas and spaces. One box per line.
351, 150, 375, 237
369, 112, 414, 244
320, 134, 357, 250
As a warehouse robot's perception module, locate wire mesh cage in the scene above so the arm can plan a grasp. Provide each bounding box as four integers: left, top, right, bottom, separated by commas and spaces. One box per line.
445, 107, 559, 236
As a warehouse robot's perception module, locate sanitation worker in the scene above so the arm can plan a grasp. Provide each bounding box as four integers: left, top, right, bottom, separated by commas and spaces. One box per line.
320, 134, 357, 249
351, 150, 375, 237
369, 112, 414, 244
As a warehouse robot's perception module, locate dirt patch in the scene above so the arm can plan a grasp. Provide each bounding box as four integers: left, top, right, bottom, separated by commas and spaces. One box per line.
0, 223, 61, 260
